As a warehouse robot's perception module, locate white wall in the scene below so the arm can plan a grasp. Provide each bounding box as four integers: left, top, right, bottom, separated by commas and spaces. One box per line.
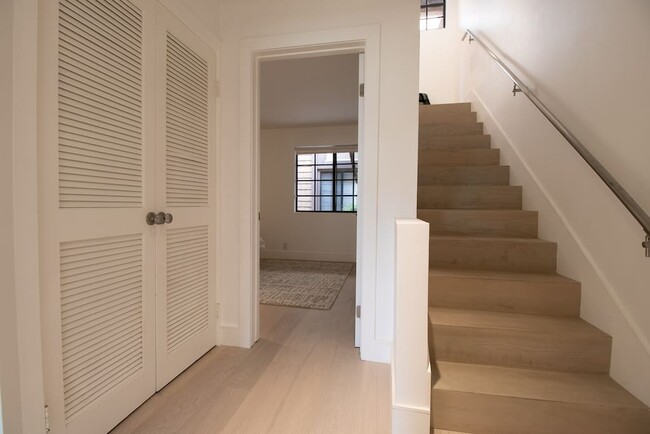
260, 55, 359, 128
260, 125, 358, 262
419, 0, 462, 104
0, 1, 21, 432
458, 0, 650, 405
176, 0, 221, 37
217, 0, 420, 359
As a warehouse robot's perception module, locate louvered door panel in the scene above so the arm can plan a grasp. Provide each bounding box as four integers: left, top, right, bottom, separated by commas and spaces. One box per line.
165, 33, 209, 207
40, 0, 156, 433
155, 4, 216, 390
42, 2, 216, 430
60, 234, 144, 423
58, 0, 143, 208
166, 226, 210, 352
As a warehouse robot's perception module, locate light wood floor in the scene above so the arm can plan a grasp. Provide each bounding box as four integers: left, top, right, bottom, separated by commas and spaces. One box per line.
112, 267, 391, 434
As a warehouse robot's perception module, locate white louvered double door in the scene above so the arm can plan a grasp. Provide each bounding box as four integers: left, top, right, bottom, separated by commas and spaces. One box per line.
39, 2, 216, 433
153, 5, 216, 391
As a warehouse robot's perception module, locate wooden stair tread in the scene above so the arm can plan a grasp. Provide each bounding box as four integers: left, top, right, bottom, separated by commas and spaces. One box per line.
428, 267, 581, 316
419, 149, 500, 167
418, 185, 522, 210
419, 209, 538, 238
429, 307, 609, 339
418, 165, 510, 186
428, 267, 579, 285
421, 120, 480, 128
433, 361, 647, 410
420, 111, 477, 125
429, 235, 557, 273
420, 102, 471, 113
419, 135, 491, 150
432, 430, 471, 434
420, 122, 484, 137
429, 234, 554, 245
418, 185, 520, 193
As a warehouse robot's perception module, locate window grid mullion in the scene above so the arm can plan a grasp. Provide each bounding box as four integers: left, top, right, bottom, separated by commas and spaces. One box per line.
332, 153, 337, 212
295, 151, 357, 213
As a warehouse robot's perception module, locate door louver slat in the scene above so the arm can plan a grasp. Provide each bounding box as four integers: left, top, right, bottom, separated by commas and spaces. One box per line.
165, 33, 209, 207
166, 226, 209, 353
60, 233, 144, 424
59, 0, 143, 208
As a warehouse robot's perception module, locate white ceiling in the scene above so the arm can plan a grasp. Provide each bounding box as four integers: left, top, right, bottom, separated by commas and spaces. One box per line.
260, 54, 360, 129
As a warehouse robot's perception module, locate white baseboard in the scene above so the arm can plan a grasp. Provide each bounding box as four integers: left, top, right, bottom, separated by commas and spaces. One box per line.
361, 338, 391, 364
392, 404, 430, 434
218, 323, 250, 348
261, 249, 356, 263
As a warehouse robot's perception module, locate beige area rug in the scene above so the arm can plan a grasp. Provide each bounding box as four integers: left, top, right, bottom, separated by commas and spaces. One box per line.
260, 259, 354, 310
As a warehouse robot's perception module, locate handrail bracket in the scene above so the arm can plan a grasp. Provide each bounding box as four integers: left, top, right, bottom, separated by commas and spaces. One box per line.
512, 83, 522, 97
643, 234, 650, 258
461, 32, 474, 44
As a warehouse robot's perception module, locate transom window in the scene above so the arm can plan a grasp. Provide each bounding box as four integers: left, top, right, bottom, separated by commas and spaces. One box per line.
296, 150, 358, 212
420, 0, 446, 31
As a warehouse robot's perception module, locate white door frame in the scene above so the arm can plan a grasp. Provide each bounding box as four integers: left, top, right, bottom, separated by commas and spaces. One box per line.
356, 52, 365, 348
239, 25, 384, 361
6, 1, 45, 432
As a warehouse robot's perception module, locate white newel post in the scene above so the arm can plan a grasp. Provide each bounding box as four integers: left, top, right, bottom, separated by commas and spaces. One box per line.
392, 219, 431, 433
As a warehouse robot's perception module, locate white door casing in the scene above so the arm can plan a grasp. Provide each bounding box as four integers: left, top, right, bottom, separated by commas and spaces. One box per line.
154, 2, 217, 391
355, 52, 365, 348
39, 1, 217, 431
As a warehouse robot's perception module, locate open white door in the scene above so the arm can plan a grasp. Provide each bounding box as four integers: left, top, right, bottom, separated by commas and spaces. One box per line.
154, 3, 217, 390
355, 53, 365, 348
39, 1, 157, 432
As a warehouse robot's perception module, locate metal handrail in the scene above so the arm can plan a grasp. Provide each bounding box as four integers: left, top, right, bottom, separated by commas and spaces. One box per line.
462, 29, 650, 257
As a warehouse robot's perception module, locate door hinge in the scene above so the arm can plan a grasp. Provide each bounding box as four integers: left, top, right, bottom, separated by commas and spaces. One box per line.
215, 80, 221, 98
356, 305, 361, 318
216, 302, 221, 319
359, 83, 365, 97
44, 405, 51, 433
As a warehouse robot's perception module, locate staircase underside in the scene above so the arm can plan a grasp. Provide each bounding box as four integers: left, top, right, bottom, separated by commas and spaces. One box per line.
419, 102, 650, 433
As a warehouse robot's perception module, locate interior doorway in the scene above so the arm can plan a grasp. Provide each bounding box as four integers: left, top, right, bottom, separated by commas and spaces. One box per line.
239, 26, 382, 361
257, 53, 362, 345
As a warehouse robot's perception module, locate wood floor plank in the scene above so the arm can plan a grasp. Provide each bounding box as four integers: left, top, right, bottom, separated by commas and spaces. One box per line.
111, 267, 391, 434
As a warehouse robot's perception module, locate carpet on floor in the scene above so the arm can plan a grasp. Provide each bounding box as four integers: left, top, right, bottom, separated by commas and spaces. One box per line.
259, 259, 354, 310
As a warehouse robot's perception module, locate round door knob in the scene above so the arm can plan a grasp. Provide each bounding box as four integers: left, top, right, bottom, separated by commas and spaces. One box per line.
154, 212, 166, 225
146, 211, 173, 225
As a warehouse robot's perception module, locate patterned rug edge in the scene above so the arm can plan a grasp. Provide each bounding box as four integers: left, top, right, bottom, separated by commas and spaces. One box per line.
259, 260, 354, 310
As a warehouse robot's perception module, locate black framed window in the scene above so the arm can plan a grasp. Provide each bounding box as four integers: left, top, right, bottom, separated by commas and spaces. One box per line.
296, 151, 358, 213
420, 0, 446, 31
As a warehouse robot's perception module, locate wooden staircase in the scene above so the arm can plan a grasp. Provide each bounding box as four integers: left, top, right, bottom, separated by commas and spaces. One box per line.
419, 103, 650, 433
